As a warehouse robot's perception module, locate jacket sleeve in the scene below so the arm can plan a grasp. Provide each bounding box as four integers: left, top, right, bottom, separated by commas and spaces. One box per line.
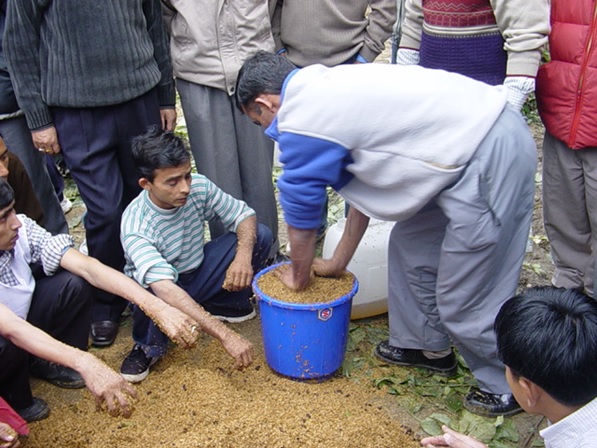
360, 0, 398, 62
398, 0, 423, 51
144, 0, 176, 107
4, 0, 52, 131
269, 0, 283, 52
491, 0, 549, 78
277, 131, 351, 230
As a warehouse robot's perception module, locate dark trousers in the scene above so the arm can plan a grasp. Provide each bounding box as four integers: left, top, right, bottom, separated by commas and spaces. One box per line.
132, 224, 273, 358
51, 89, 162, 322
0, 268, 92, 410
0, 116, 68, 235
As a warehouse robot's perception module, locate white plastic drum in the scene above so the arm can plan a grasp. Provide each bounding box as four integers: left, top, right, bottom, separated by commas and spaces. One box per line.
322, 218, 393, 319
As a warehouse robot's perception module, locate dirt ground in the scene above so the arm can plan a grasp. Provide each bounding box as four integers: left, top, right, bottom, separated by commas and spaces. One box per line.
19, 45, 557, 447
18, 119, 554, 448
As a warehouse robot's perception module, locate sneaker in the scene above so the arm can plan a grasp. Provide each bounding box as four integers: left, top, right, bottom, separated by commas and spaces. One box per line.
16, 397, 50, 423
120, 345, 158, 383
79, 238, 88, 255
30, 359, 85, 389
464, 388, 522, 417
374, 340, 457, 376
60, 197, 73, 214
212, 307, 257, 324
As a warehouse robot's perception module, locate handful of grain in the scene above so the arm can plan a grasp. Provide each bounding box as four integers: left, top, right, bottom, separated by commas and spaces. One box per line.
256, 266, 355, 304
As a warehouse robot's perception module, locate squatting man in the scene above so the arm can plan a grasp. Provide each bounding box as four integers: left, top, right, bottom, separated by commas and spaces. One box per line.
0, 178, 199, 424
119, 126, 272, 383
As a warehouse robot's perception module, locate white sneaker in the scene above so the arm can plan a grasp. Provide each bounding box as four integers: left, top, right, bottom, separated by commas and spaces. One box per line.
79, 239, 88, 255
60, 197, 73, 214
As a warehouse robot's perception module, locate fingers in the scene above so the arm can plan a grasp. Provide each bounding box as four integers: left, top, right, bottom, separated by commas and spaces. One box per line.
420, 436, 448, 447
182, 324, 199, 348
222, 270, 252, 291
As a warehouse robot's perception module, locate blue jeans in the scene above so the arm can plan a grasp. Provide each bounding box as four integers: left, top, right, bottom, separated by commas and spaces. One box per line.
131, 224, 273, 357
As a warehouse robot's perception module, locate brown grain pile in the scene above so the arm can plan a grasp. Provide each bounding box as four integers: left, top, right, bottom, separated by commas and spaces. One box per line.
22, 317, 419, 448
256, 268, 356, 304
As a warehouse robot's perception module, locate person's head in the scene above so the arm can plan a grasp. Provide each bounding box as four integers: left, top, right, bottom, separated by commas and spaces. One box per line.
495, 287, 597, 412
236, 51, 296, 128
0, 137, 10, 180
0, 178, 21, 250
131, 126, 192, 210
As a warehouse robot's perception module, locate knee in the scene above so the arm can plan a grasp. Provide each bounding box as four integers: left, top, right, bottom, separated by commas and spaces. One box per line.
0, 337, 28, 376
255, 224, 273, 253
62, 274, 94, 311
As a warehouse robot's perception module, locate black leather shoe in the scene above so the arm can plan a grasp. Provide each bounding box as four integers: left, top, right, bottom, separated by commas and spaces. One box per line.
90, 320, 118, 347
374, 340, 457, 376
16, 397, 50, 422
464, 388, 522, 417
30, 359, 85, 389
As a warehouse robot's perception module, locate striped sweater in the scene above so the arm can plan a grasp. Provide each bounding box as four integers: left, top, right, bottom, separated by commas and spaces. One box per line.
121, 174, 254, 288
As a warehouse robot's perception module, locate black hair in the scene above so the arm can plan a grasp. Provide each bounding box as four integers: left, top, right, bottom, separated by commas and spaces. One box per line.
0, 178, 15, 210
235, 51, 296, 110
495, 286, 597, 407
131, 125, 191, 182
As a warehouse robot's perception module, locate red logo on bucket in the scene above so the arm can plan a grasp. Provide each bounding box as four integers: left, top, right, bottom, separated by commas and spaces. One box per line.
318, 308, 333, 321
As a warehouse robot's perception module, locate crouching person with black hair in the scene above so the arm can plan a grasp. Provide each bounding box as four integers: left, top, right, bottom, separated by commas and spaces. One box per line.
0, 178, 200, 423
421, 286, 597, 448
119, 126, 273, 383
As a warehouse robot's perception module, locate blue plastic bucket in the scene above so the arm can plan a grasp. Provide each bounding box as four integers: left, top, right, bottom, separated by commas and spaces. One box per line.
252, 262, 359, 380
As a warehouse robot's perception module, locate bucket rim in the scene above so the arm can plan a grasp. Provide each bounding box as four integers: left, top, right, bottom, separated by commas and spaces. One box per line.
252, 261, 359, 310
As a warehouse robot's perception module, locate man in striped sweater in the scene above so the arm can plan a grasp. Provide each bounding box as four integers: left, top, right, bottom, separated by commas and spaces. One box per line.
120, 127, 273, 383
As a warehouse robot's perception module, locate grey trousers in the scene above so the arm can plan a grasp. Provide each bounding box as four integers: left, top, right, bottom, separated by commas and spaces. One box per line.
0, 115, 67, 235
177, 79, 278, 254
542, 130, 597, 298
387, 107, 536, 393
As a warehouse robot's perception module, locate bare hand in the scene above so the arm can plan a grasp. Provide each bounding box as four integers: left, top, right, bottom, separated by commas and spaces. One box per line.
274, 263, 312, 291
312, 258, 344, 278
32, 126, 60, 155
221, 332, 253, 370
420, 426, 488, 448
78, 355, 138, 418
160, 108, 177, 131
0, 423, 19, 448
222, 258, 253, 292
150, 305, 200, 348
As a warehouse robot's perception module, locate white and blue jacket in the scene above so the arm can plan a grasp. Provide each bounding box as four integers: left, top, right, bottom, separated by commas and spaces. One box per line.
266, 63, 508, 229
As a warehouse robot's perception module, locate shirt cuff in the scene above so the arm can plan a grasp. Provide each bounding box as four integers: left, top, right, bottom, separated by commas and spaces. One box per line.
355, 54, 369, 64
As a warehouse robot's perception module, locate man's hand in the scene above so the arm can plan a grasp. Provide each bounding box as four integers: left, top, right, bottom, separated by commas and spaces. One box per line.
76, 354, 139, 418
32, 126, 60, 155
222, 258, 253, 291
420, 426, 488, 448
0, 423, 19, 448
274, 262, 313, 291
312, 258, 344, 278
148, 305, 200, 348
220, 332, 254, 370
160, 108, 177, 131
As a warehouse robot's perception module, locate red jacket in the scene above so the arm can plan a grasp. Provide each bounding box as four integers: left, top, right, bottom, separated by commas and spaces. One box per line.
536, 0, 597, 149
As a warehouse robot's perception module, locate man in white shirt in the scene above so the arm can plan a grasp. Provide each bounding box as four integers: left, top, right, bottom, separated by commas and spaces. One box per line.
0, 178, 199, 422
421, 287, 597, 448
